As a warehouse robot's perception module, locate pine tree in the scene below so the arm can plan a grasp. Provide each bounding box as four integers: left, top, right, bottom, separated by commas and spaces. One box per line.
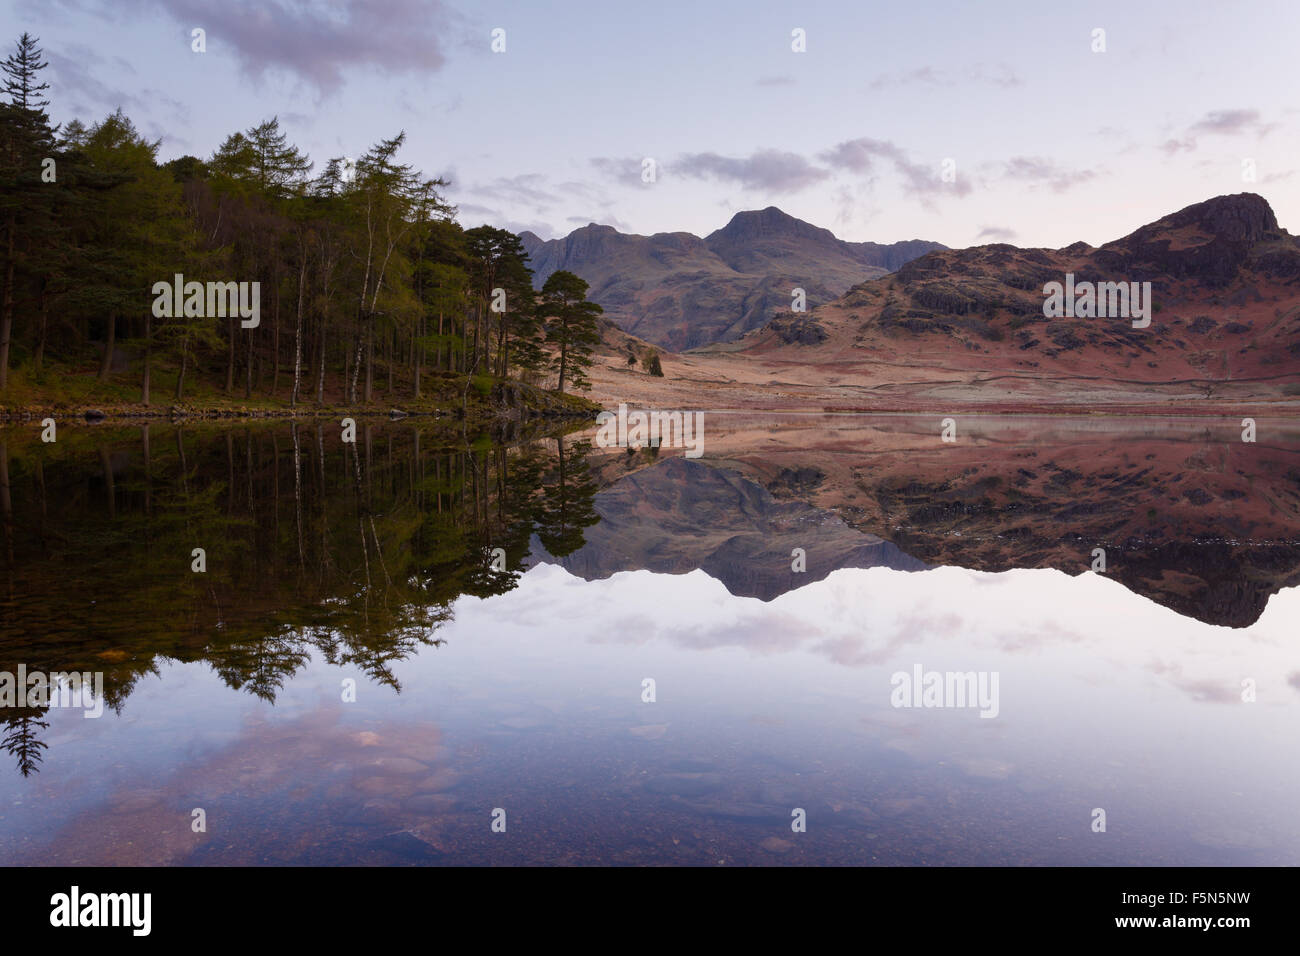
0, 32, 56, 389
1, 33, 50, 111
539, 270, 602, 393
245, 117, 312, 198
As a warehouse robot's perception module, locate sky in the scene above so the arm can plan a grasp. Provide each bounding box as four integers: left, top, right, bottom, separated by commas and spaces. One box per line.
2, 0, 1297, 249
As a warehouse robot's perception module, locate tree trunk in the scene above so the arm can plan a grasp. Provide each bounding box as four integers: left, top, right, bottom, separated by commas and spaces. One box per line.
557, 329, 567, 395
98, 313, 116, 381
291, 253, 305, 407
141, 311, 151, 405
496, 314, 507, 378
413, 319, 421, 399
34, 279, 48, 376
272, 277, 281, 397
349, 321, 363, 404
364, 322, 373, 402
315, 315, 326, 404
175, 332, 188, 400
0, 219, 14, 391
225, 316, 235, 392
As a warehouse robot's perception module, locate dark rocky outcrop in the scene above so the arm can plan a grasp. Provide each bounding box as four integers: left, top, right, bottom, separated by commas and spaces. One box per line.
1094, 193, 1293, 286
767, 315, 829, 345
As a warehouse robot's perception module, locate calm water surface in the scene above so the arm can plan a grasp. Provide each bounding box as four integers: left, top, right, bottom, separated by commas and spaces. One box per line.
0, 415, 1297, 865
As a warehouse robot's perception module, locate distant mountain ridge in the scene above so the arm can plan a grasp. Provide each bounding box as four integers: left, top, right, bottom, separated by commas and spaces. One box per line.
517, 207, 945, 351
725, 192, 1300, 401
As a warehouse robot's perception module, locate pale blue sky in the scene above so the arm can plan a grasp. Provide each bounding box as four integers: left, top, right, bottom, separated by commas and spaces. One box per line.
4, 0, 1297, 248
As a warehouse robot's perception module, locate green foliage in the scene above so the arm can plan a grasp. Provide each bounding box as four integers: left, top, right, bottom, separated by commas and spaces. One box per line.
539, 270, 602, 393
0, 33, 568, 411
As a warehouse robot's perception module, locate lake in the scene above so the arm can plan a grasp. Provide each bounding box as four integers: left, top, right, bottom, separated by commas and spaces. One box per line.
0, 413, 1297, 865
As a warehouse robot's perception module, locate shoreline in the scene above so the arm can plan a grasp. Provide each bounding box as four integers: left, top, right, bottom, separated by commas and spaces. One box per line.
2, 399, 1295, 424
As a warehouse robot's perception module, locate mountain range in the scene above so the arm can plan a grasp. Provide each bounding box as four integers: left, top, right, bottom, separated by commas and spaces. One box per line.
732, 193, 1300, 398
519, 207, 945, 351
581, 192, 1300, 412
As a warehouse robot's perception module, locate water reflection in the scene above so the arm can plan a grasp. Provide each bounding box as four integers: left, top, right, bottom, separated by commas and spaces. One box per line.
0, 422, 598, 773
567, 413, 1300, 627
0, 415, 1297, 866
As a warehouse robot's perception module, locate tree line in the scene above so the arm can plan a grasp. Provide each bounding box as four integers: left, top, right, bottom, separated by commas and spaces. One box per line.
0, 33, 603, 406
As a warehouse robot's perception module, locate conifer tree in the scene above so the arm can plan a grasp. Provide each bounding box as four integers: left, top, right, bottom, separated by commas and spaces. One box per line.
539, 270, 602, 393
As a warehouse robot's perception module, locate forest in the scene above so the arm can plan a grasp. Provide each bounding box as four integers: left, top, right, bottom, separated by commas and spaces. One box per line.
0, 33, 604, 416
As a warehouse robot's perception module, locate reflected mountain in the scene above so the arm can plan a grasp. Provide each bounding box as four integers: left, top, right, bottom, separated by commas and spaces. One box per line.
566, 414, 1300, 627
534, 455, 927, 598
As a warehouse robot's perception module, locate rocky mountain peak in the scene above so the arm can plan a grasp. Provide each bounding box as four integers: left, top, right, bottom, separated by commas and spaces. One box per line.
1163, 192, 1279, 242
1098, 193, 1288, 284
707, 206, 836, 245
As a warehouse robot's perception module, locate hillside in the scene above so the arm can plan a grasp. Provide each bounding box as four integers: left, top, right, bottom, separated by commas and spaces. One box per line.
519, 207, 944, 351
583, 193, 1300, 412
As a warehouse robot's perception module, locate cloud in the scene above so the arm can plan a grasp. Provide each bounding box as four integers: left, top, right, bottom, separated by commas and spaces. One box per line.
755, 74, 795, 87
457, 173, 617, 235
999, 156, 1097, 193
46, 43, 188, 138
554, 179, 610, 205
966, 63, 1022, 88
1188, 109, 1273, 136
977, 225, 1017, 242
463, 173, 560, 207
453, 203, 556, 239
57, 0, 462, 95
868, 63, 1021, 91
1163, 109, 1277, 153
868, 67, 942, 91
820, 137, 972, 205
673, 149, 831, 193
497, 218, 557, 239
590, 156, 649, 183
830, 185, 857, 228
